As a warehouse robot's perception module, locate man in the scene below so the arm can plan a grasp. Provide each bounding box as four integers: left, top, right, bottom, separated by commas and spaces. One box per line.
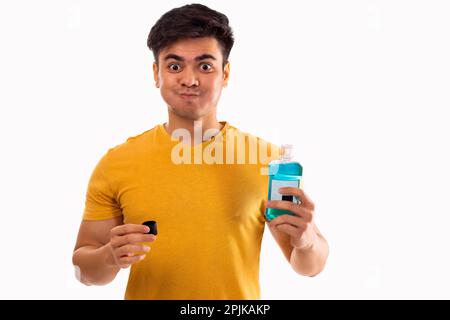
72, 3, 328, 300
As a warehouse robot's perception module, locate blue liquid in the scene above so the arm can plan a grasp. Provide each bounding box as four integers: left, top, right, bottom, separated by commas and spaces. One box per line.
265, 161, 303, 221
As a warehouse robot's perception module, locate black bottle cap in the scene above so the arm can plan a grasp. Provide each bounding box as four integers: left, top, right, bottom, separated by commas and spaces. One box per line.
142, 221, 157, 235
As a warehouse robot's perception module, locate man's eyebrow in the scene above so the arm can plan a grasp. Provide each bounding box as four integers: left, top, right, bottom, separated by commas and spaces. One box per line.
195, 54, 217, 61
163, 53, 217, 62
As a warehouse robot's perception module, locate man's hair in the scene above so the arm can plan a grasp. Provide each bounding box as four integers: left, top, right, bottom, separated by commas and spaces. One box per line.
147, 3, 234, 69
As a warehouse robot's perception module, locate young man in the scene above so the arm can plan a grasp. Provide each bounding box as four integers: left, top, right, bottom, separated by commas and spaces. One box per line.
72, 4, 329, 300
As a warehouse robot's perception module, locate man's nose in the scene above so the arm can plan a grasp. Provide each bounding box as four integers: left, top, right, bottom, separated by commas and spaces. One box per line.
180, 67, 199, 87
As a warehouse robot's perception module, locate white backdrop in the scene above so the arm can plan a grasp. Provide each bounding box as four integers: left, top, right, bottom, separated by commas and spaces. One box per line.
0, 0, 449, 299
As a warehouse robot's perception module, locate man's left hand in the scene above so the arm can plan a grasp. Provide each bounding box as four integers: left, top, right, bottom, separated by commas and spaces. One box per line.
265, 187, 317, 251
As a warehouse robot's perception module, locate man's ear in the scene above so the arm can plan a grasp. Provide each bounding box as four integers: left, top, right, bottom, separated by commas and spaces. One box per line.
223, 61, 230, 88
153, 62, 160, 88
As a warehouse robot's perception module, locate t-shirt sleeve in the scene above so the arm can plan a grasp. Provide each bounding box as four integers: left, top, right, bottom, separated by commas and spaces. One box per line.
82, 154, 123, 221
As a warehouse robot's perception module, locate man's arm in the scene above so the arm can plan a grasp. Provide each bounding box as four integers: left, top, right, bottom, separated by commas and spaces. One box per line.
265, 187, 329, 277
72, 216, 156, 286
268, 222, 329, 277
72, 216, 123, 286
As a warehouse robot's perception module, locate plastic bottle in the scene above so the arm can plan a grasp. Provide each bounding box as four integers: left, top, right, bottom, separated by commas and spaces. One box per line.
265, 144, 303, 221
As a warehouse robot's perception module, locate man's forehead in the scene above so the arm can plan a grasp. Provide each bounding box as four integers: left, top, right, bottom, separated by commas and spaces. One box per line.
160, 37, 222, 60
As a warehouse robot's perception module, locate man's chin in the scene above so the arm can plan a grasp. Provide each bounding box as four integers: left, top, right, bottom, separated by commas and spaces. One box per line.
171, 107, 208, 121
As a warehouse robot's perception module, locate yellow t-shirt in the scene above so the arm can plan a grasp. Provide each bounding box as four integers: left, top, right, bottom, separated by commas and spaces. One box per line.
83, 121, 279, 299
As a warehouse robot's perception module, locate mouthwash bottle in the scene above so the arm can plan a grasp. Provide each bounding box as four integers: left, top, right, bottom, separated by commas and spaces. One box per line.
265, 144, 303, 221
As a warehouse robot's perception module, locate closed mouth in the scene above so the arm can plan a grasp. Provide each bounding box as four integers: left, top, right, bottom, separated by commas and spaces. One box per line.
179, 93, 200, 96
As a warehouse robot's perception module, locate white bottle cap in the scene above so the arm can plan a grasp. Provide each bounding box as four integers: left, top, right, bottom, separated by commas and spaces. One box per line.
280, 144, 293, 161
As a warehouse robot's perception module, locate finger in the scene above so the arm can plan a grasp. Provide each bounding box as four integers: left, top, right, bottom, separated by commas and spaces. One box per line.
278, 187, 315, 210
111, 224, 150, 237
266, 200, 299, 214
270, 214, 306, 229
266, 200, 313, 221
266, 200, 305, 216
116, 244, 151, 258
111, 233, 156, 248
118, 254, 146, 268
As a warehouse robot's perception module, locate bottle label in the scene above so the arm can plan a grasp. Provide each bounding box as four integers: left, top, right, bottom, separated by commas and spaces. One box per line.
270, 179, 300, 204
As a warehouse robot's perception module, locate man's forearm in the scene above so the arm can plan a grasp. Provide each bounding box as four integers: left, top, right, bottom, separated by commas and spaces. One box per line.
72, 244, 120, 286
290, 233, 329, 277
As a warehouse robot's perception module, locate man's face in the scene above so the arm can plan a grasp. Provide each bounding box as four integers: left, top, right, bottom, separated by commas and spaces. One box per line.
153, 37, 230, 121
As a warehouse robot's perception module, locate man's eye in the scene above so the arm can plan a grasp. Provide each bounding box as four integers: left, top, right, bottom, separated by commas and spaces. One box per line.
200, 64, 212, 71
168, 64, 181, 71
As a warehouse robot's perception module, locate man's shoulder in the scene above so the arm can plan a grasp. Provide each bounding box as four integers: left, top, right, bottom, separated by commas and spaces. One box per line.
224, 123, 280, 167
226, 124, 279, 148
102, 124, 161, 159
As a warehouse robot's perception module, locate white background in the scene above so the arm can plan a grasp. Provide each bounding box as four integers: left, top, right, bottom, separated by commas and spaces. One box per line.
0, 0, 449, 299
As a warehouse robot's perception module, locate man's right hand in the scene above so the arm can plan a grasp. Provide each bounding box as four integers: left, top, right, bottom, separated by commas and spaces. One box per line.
108, 224, 156, 269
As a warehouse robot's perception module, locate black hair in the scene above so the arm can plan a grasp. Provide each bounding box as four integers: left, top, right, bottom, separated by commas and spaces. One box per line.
147, 3, 234, 68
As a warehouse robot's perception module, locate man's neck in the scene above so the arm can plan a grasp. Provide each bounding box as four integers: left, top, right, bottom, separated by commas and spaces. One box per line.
163, 113, 224, 145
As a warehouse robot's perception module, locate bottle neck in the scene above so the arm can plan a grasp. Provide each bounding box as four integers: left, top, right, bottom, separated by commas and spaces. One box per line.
280, 155, 292, 162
